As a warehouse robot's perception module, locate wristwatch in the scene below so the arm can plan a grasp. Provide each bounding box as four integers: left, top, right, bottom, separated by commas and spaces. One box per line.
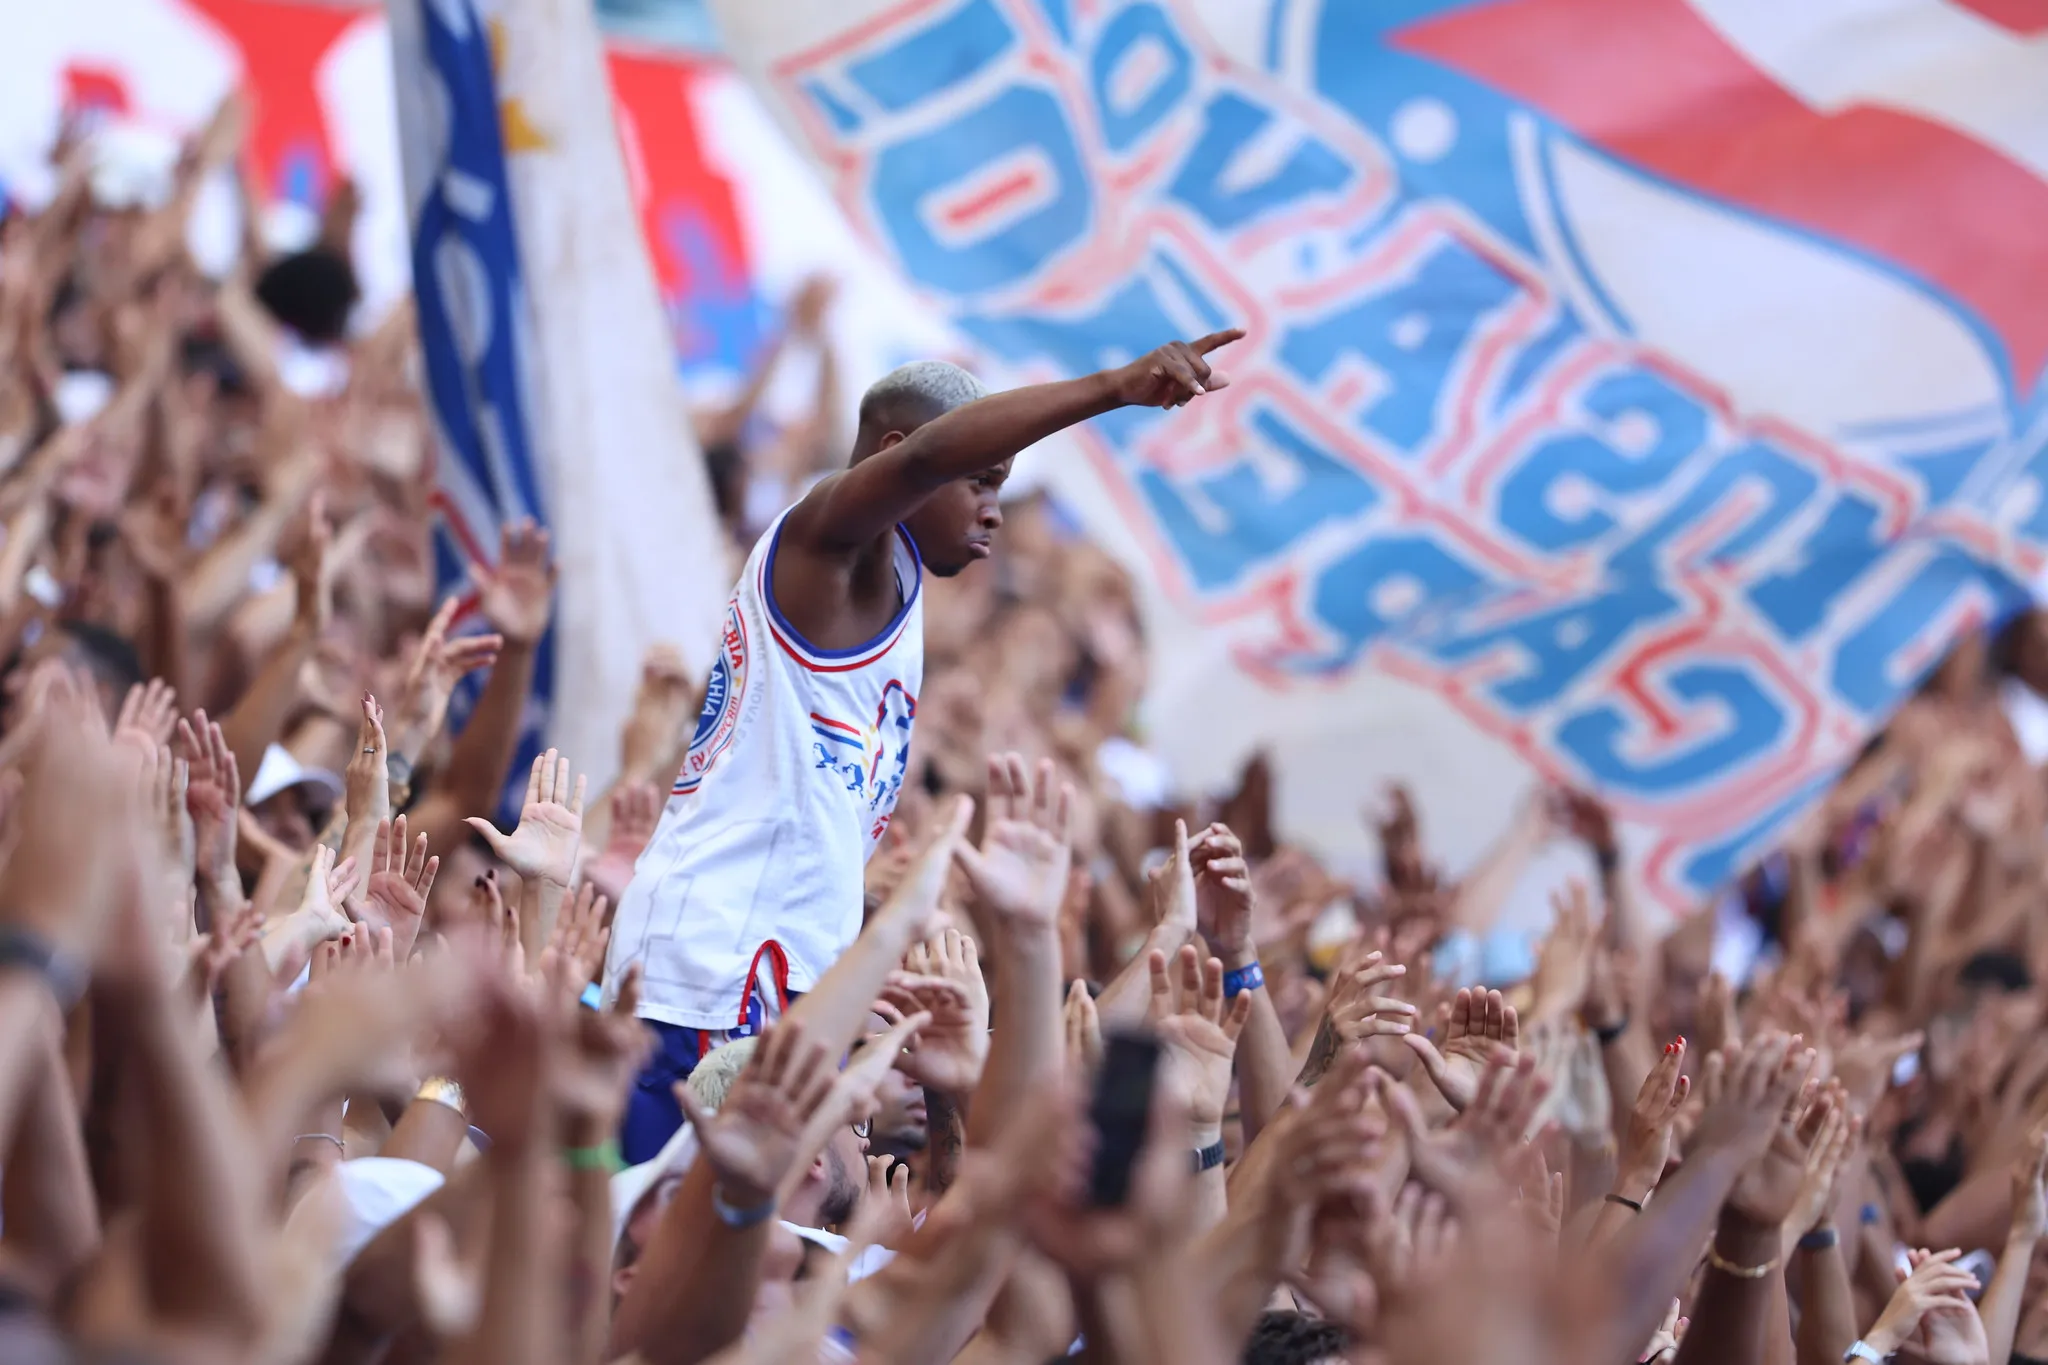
1843, 1342, 1891, 1363
0, 926, 87, 1009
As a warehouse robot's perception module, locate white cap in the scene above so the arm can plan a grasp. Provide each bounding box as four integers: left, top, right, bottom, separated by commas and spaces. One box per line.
245, 743, 344, 808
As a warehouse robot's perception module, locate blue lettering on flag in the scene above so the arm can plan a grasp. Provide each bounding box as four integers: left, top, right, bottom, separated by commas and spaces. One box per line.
765, 0, 2048, 915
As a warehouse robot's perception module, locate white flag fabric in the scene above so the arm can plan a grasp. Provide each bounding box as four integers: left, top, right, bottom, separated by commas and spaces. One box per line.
392, 0, 723, 797
482, 0, 724, 785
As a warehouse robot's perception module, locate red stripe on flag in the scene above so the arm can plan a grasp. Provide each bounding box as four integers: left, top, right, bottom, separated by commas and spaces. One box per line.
941, 164, 1042, 230
1953, 0, 2048, 35
1393, 0, 2048, 384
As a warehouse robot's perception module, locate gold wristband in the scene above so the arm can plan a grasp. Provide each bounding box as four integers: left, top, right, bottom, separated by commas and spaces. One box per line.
415, 1076, 467, 1118
1705, 1241, 1778, 1279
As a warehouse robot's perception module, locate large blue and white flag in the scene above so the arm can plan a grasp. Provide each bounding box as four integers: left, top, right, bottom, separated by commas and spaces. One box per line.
387, 0, 554, 815
389, 0, 724, 802
709, 0, 2048, 918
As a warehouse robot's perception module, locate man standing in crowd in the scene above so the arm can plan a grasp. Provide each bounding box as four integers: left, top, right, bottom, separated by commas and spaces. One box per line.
603, 329, 1243, 1160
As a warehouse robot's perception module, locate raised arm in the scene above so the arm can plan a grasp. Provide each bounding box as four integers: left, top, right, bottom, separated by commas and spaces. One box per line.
952, 755, 1071, 1145
1980, 1130, 2048, 1365
784, 331, 1241, 552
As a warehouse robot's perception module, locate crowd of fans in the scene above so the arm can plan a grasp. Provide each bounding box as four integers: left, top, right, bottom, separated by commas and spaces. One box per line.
3, 96, 2048, 1365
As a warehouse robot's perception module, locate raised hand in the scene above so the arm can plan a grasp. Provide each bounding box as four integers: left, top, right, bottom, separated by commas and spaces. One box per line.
953, 753, 1071, 928
475, 519, 555, 646
1188, 822, 1253, 956
1361, 1181, 1459, 1304
1529, 880, 1596, 1021
882, 929, 989, 1096
1686, 1032, 1816, 1186
1616, 1037, 1691, 1199
296, 844, 361, 944
538, 879, 611, 1013
553, 962, 652, 1130
113, 677, 178, 756
290, 491, 334, 636
466, 748, 587, 887
1326, 950, 1419, 1045
392, 596, 502, 761
1403, 987, 1519, 1111
1145, 818, 1198, 935
1781, 1082, 1858, 1248
1109, 329, 1244, 409
582, 780, 661, 903
617, 645, 697, 781
1555, 787, 1619, 863
1723, 1056, 1828, 1230
677, 1017, 838, 1209
1373, 781, 1435, 892
1833, 1027, 1923, 1114
340, 694, 391, 902
177, 710, 241, 901
1695, 971, 1740, 1062
863, 1155, 916, 1247
1864, 1249, 1984, 1360
185, 899, 264, 1003
1063, 978, 1102, 1074
1640, 1300, 1687, 1365
358, 815, 438, 956
1147, 944, 1252, 1131
139, 742, 196, 920
2013, 1126, 2048, 1243
1382, 1050, 1551, 1200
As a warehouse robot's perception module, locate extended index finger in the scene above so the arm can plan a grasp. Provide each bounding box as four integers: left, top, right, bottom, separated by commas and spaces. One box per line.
1191, 327, 1245, 355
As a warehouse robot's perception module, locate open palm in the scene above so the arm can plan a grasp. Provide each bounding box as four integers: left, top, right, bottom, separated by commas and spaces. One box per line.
467, 749, 585, 885
1149, 945, 1249, 1127
359, 816, 438, 955
1406, 988, 1518, 1111
955, 752, 1072, 925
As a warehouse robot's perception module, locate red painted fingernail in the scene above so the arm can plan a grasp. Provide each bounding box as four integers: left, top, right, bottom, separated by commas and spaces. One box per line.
1677, 1036, 1687, 1047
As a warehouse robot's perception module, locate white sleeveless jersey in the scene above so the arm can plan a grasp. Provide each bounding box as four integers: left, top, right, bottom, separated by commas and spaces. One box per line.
604, 511, 923, 1029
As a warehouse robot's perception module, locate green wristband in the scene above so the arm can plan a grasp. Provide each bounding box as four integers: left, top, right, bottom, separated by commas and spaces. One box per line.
563, 1139, 624, 1174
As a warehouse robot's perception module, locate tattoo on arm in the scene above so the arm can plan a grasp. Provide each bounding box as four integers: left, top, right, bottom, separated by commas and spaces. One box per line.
1297, 1017, 1338, 1088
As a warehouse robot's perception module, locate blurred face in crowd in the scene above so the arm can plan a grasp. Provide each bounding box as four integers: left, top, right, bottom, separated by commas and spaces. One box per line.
867, 1066, 927, 1156
816, 1124, 866, 1227
251, 787, 324, 853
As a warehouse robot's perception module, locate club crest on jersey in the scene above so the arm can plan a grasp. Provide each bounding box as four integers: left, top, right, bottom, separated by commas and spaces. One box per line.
674, 602, 749, 796
810, 679, 917, 810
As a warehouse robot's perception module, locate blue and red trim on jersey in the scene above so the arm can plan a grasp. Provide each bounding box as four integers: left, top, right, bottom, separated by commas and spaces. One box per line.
809, 714, 865, 747
760, 521, 922, 673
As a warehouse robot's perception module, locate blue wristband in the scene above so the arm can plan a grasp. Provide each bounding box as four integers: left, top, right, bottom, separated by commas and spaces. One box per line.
1222, 960, 1264, 998
711, 1183, 776, 1229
